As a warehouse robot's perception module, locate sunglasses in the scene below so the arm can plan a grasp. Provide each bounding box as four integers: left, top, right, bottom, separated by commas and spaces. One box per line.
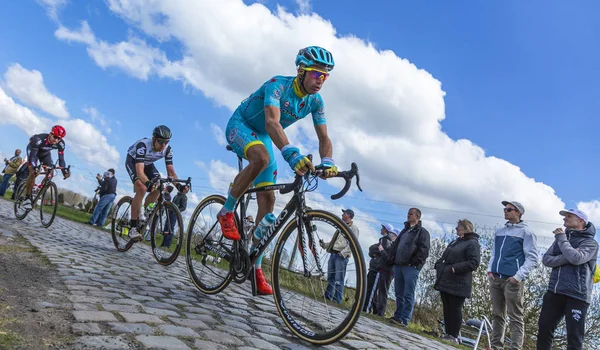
503, 208, 518, 213
50, 134, 62, 141
304, 67, 329, 81
155, 138, 170, 145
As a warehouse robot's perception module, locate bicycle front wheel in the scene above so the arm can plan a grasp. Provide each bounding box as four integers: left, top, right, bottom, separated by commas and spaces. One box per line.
39, 181, 58, 228
186, 194, 235, 294
111, 196, 134, 252
271, 209, 366, 345
13, 182, 28, 220
150, 202, 184, 266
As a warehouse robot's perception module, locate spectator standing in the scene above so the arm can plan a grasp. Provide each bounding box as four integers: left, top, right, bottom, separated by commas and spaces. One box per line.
162, 185, 189, 248
389, 207, 430, 327
536, 209, 598, 350
88, 169, 117, 226
488, 201, 539, 350
434, 219, 481, 344
0, 149, 22, 197
320, 209, 360, 304
364, 223, 395, 314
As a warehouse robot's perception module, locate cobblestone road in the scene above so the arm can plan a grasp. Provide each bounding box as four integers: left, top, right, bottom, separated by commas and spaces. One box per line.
0, 200, 456, 350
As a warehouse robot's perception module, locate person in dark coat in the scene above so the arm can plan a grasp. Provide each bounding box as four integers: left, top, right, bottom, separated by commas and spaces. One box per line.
364, 223, 395, 314
88, 169, 118, 226
389, 208, 431, 326
434, 219, 481, 344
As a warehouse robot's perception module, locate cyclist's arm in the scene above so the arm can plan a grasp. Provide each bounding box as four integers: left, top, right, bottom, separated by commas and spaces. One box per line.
57, 140, 66, 168
28, 138, 40, 167
265, 106, 290, 150
166, 164, 177, 179
314, 124, 332, 159
312, 96, 332, 159
164, 146, 177, 179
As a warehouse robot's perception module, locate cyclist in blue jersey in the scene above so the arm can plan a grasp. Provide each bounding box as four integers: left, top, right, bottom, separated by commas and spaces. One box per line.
219, 46, 339, 295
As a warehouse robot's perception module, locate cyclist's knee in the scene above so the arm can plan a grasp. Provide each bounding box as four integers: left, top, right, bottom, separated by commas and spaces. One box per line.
134, 180, 147, 193
246, 145, 270, 169
257, 190, 275, 203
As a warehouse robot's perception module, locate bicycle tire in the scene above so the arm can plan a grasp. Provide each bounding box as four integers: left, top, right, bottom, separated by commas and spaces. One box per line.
186, 194, 235, 294
39, 181, 58, 228
111, 196, 135, 252
271, 209, 366, 345
150, 201, 184, 266
13, 182, 28, 220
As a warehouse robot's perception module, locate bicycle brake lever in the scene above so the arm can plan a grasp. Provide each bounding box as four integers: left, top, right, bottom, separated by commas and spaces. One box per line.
352, 163, 363, 192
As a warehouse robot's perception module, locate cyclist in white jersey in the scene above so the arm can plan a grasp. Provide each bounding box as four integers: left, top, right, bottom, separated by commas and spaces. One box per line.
125, 125, 180, 241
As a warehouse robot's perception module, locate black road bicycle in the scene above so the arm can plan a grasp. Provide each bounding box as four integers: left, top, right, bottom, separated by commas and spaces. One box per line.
14, 163, 70, 228
186, 146, 365, 345
111, 176, 191, 266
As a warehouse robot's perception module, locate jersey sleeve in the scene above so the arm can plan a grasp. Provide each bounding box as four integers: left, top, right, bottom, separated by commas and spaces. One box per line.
311, 94, 326, 126
27, 135, 41, 166
57, 140, 66, 168
165, 145, 173, 166
134, 142, 147, 163
264, 78, 284, 108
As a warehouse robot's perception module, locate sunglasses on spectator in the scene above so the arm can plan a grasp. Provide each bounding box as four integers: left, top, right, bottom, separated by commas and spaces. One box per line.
155, 138, 169, 145
503, 208, 518, 213
303, 67, 329, 81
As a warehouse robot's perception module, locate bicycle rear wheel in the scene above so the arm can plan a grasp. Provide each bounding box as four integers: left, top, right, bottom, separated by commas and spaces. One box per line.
186, 194, 236, 294
271, 209, 366, 345
111, 196, 135, 252
39, 181, 58, 228
150, 202, 184, 266
13, 183, 29, 220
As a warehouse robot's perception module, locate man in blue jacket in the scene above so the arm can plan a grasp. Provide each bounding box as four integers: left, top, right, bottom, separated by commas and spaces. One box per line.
488, 201, 539, 350
537, 208, 598, 350
88, 169, 117, 226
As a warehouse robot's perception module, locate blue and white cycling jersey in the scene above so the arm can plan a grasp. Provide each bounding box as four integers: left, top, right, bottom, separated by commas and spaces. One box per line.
235, 75, 326, 132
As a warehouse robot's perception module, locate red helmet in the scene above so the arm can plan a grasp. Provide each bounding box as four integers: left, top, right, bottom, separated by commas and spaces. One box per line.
51, 125, 66, 138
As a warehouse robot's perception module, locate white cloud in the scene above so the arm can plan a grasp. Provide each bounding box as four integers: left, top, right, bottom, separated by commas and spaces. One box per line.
295, 0, 311, 14
0, 67, 119, 170
55, 21, 95, 45
36, 0, 69, 21
83, 106, 112, 134
1, 63, 69, 119
577, 200, 600, 226
53, 0, 571, 238
0, 87, 51, 133
60, 118, 120, 169
210, 123, 226, 146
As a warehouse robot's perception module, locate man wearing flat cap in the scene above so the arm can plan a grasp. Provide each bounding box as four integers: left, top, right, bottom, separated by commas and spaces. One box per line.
364, 222, 395, 314
320, 208, 360, 304
488, 201, 539, 350
537, 209, 598, 350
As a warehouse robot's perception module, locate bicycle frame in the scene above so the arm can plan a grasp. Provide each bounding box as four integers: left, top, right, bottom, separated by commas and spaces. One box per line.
223, 150, 361, 278
28, 164, 68, 205
137, 176, 192, 232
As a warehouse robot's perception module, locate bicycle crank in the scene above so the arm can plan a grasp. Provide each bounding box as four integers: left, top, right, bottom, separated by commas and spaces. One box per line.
231, 245, 250, 284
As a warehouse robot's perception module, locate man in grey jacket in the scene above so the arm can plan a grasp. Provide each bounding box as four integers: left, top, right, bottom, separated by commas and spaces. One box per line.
537, 208, 598, 350
488, 201, 539, 350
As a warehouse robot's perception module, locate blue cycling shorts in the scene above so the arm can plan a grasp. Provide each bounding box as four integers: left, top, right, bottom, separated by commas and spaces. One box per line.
225, 113, 278, 188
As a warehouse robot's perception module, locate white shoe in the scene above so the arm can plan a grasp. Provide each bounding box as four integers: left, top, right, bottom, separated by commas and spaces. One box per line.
128, 228, 141, 242
22, 198, 32, 210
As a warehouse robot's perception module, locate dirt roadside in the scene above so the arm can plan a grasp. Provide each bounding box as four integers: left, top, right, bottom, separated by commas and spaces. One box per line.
0, 227, 74, 349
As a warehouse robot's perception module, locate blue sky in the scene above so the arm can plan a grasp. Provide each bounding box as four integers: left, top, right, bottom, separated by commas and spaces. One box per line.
1, 0, 599, 248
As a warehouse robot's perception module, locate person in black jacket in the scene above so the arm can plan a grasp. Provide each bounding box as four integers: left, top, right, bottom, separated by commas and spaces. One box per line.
389, 208, 430, 326
88, 169, 118, 226
434, 219, 481, 344
364, 223, 395, 314
162, 184, 189, 248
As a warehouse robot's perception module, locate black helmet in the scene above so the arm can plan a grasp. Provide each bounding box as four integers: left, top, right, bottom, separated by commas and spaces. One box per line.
152, 125, 172, 139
